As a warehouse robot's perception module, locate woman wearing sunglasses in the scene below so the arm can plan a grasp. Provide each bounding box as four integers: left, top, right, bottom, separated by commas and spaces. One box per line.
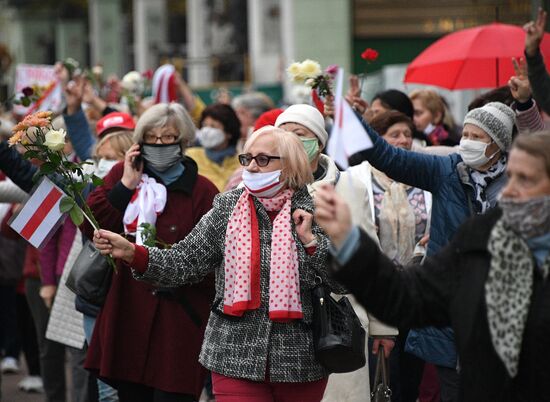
92, 126, 343, 401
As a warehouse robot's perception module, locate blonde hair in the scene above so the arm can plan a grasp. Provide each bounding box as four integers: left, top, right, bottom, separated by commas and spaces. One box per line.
133, 103, 196, 149
409, 89, 445, 125
243, 126, 313, 189
94, 130, 134, 159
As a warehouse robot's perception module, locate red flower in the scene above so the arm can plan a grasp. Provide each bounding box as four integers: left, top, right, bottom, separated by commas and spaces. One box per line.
361, 48, 379, 62
142, 69, 154, 80
22, 87, 34, 97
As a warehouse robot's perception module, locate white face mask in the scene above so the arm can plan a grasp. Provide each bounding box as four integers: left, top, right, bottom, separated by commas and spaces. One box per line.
242, 169, 284, 198
459, 138, 498, 169
197, 126, 226, 149
95, 158, 118, 178
424, 123, 436, 135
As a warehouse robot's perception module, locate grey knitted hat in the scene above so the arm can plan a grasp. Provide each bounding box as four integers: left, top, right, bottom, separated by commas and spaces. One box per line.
463, 102, 515, 151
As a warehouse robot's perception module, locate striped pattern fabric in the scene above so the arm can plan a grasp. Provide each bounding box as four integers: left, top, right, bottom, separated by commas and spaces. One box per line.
515, 100, 548, 134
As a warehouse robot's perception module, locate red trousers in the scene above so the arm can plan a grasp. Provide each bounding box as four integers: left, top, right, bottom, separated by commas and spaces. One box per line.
211, 372, 328, 402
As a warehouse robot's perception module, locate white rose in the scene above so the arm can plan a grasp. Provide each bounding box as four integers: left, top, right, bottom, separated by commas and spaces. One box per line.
287, 62, 306, 82
44, 129, 66, 151
122, 71, 144, 95
305, 78, 315, 87
92, 65, 103, 76
300, 59, 322, 78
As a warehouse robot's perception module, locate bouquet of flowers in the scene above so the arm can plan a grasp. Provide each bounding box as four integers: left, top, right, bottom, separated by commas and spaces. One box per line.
287, 60, 339, 113
287, 59, 337, 98
8, 111, 108, 247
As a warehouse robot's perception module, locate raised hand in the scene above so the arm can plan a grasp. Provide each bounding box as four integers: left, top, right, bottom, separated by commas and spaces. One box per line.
524, 8, 547, 57
314, 183, 352, 249
82, 80, 96, 104
173, 70, 195, 111
54, 61, 70, 86
508, 57, 532, 103
324, 94, 335, 118
64, 76, 86, 115
345, 75, 368, 115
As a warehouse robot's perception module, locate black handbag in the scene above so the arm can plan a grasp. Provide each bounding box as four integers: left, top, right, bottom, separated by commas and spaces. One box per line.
371, 345, 392, 402
65, 240, 113, 306
311, 278, 366, 373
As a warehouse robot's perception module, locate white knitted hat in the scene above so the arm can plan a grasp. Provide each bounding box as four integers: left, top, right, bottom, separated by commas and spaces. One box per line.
463, 102, 515, 151
275, 104, 328, 146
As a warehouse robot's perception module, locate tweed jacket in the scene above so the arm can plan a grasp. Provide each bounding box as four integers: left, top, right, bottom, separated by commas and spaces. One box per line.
134, 186, 341, 382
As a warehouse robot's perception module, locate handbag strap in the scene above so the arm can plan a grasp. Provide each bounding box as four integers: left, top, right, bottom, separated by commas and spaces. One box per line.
379, 345, 389, 387
372, 344, 392, 399
373, 345, 383, 389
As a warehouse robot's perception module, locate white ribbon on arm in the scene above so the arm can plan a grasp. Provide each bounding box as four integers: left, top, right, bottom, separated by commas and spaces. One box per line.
123, 174, 167, 245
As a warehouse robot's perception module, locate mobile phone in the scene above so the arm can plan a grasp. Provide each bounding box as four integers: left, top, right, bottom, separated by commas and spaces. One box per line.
132, 144, 143, 170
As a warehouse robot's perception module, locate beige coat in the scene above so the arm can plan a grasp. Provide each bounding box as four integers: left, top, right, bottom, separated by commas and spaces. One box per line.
311, 155, 393, 402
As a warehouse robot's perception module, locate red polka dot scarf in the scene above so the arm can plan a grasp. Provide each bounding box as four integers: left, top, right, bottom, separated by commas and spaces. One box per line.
223, 188, 303, 322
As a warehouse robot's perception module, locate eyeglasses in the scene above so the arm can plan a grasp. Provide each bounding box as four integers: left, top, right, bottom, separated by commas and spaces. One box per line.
143, 134, 178, 144
238, 153, 281, 167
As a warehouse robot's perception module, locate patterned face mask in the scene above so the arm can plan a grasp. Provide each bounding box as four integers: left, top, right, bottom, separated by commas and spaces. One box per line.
242, 169, 284, 198
141, 143, 182, 172
499, 195, 550, 238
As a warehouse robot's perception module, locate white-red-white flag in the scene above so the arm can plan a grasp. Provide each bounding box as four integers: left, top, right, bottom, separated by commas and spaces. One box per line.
9, 177, 67, 249
327, 68, 373, 169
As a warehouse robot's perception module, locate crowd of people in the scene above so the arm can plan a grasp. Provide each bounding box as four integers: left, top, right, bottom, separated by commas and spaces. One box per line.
0, 8, 550, 402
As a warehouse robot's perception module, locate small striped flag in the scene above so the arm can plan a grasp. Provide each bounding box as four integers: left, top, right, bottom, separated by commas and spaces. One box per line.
9, 177, 67, 249
152, 64, 177, 104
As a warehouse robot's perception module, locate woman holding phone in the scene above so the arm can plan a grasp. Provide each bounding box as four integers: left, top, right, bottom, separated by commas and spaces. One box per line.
81, 103, 219, 402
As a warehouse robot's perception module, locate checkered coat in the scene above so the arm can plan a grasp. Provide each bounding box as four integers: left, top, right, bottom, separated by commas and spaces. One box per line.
135, 186, 343, 382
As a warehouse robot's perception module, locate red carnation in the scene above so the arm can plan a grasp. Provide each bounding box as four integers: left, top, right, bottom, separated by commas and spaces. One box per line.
142, 69, 154, 80
361, 48, 379, 62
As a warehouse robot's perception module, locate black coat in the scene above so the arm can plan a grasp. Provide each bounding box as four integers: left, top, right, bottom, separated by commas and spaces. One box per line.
333, 208, 550, 402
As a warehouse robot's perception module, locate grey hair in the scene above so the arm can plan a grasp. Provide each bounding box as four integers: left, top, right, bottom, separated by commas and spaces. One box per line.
231, 92, 274, 120
133, 103, 196, 149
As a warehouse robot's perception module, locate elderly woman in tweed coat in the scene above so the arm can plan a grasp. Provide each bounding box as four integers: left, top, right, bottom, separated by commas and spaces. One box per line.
93, 126, 343, 402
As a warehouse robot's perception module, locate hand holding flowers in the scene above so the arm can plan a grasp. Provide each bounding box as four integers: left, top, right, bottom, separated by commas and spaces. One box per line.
8, 110, 116, 268
9, 111, 103, 230
357, 47, 379, 96
287, 59, 337, 98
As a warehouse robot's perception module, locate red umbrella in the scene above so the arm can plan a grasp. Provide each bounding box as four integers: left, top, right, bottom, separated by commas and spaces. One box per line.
404, 22, 550, 90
